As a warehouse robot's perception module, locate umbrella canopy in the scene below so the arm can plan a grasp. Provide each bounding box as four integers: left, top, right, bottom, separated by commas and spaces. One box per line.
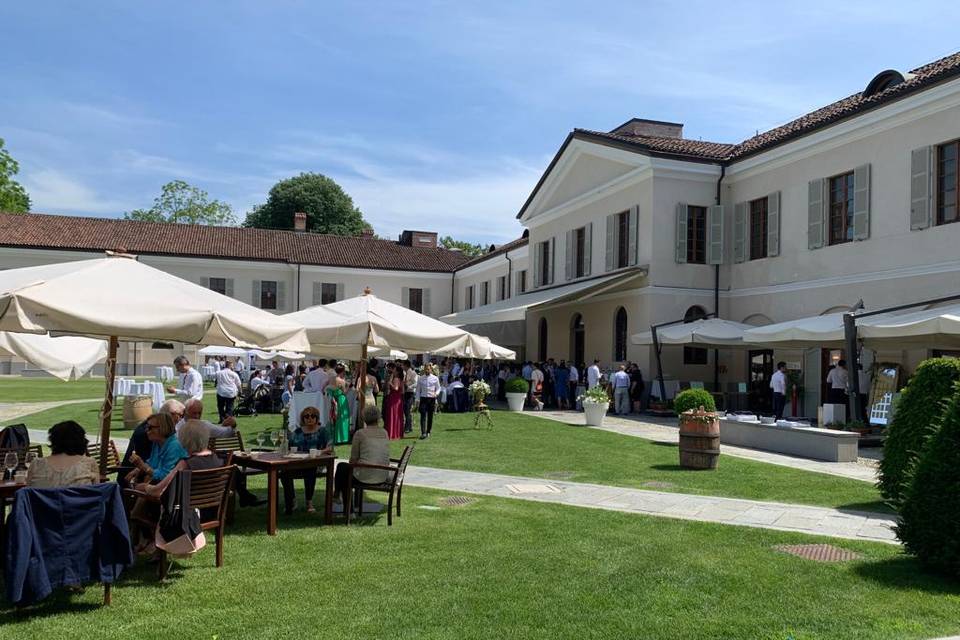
632, 318, 753, 348
0, 331, 107, 381
741, 313, 849, 348
0, 256, 310, 352
858, 304, 960, 348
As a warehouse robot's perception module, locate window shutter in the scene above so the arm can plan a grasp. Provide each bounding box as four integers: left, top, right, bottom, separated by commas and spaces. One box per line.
707, 205, 724, 265
515, 271, 521, 296
583, 222, 592, 276
548, 237, 556, 285
276, 281, 286, 311
910, 146, 933, 230
423, 288, 431, 315
336, 283, 344, 302
401, 287, 410, 309
564, 229, 574, 281
767, 191, 781, 257
533, 243, 542, 288
852, 164, 871, 241
807, 179, 824, 249
312, 282, 322, 305
252, 280, 261, 307
605, 214, 615, 271
199, 276, 210, 290
675, 203, 688, 263
225, 278, 234, 298
628, 205, 639, 266
733, 202, 747, 263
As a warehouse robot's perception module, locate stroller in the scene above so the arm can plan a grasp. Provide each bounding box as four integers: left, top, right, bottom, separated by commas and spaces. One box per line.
235, 385, 271, 416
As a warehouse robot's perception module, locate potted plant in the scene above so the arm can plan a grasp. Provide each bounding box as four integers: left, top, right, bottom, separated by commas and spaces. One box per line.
674, 389, 720, 469
504, 378, 529, 412
579, 386, 610, 426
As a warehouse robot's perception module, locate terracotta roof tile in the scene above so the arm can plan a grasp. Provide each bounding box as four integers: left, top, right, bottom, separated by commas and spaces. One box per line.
0, 212, 470, 273
574, 129, 737, 161
454, 235, 529, 271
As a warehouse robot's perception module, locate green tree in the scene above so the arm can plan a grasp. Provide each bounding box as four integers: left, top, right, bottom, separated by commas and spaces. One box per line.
0, 138, 31, 213
440, 235, 484, 257
243, 172, 368, 235
125, 180, 236, 225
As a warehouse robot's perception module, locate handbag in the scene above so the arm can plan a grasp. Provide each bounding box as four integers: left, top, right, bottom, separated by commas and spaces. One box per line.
154, 469, 206, 558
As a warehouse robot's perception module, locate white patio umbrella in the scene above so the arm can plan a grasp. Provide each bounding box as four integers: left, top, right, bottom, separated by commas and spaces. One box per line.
632, 318, 753, 348
0, 254, 310, 471
858, 303, 960, 348
741, 313, 849, 348
0, 331, 107, 381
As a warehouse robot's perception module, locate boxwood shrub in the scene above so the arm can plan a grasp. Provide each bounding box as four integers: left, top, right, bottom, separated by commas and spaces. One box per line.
896, 385, 960, 576
878, 357, 960, 504
673, 388, 716, 415
504, 378, 529, 394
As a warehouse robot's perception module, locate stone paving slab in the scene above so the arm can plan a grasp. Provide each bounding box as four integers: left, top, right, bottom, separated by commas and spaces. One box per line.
405, 465, 899, 545
0, 398, 102, 424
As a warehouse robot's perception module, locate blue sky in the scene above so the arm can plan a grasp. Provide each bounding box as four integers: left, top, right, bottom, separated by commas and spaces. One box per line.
2, 1, 959, 244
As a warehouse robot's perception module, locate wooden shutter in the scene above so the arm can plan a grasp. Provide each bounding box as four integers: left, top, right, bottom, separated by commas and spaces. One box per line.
336, 283, 344, 302
583, 222, 592, 276
533, 242, 542, 288
276, 281, 286, 311
852, 164, 871, 241
733, 201, 747, 263
548, 237, 556, 285
312, 282, 322, 305
199, 276, 209, 290
515, 271, 521, 295
628, 205, 639, 266
911, 146, 933, 230
605, 213, 616, 271
675, 203, 688, 263
401, 287, 410, 309
225, 278, 234, 298
252, 280, 261, 307
564, 229, 574, 281
808, 178, 824, 250
767, 191, 781, 257
423, 288, 431, 315
707, 205, 724, 265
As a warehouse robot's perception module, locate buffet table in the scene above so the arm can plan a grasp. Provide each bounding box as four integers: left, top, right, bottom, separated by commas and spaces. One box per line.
719, 417, 859, 463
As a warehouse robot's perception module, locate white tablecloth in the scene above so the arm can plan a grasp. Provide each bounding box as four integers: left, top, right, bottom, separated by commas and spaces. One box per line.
154, 366, 175, 381
200, 365, 217, 381
112, 377, 165, 411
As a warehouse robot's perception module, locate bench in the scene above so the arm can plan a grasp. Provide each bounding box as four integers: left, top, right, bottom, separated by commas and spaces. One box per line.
718, 418, 859, 462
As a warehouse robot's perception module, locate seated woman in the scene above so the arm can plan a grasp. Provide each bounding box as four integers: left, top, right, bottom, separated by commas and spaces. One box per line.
124, 412, 186, 487
27, 420, 99, 488
335, 404, 391, 510
280, 406, 332, 514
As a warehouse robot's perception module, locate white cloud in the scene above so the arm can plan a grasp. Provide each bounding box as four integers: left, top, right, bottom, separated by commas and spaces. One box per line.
23, 170, 132, 214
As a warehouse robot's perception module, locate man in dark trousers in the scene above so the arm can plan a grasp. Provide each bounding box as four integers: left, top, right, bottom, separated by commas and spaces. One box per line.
770, 361, 787, 420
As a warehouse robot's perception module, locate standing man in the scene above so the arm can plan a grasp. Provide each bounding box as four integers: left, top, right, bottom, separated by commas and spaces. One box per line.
233, 355, 246, 381
167, 355, 203, 401
612, 364, 631, 415
826, 359, 849, 406
770, 361, 787, 420
402, 360, 418, 434
568, 362, 579, 404
214, 360, 243, 423
417, 363, 440, 439
303, 358, 329, 393
587, 359, 601, 390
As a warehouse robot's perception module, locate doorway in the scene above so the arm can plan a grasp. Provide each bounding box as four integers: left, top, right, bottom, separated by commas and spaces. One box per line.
820, 348, 845, 406
570, 313, 585, 366
748, 349, 773, 413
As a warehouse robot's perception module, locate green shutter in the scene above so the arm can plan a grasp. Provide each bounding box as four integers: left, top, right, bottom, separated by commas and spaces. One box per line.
767, 192, 781, 257
605, 214, 616, 271
423, 288, 431, 315
707, 205, 724, 265
733, 202, 747, 263
564, 229, 574, 281
628, 206, 639, 266
675, 203, 688, 263
312, 282, 322, 305
852, 164, 870, 241
533, 242, 542, 288
910, 147, 933, 230
583, 222, 593, 276
225, 278, 234, 298
808, 179, 824, 249
276, 281, 286, 311
402, 287, 410, 309
252, 280, 261, 307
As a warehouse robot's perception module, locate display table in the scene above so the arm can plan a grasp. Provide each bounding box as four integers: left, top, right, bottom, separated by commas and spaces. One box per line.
719, 417, 859, 463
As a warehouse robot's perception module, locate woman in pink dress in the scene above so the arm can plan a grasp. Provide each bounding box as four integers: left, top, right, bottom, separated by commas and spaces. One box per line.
384, 364, 404, 440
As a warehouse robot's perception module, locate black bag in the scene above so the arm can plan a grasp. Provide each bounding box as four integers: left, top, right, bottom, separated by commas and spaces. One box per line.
0, 424, 29, 450
155, 470, 204, 557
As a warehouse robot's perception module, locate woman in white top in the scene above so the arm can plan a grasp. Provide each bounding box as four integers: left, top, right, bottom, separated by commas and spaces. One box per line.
27, 421, 99, 489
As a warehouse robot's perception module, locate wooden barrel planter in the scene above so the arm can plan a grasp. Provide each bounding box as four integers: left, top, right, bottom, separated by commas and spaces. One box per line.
122, 395, 153, 429
678, 407, 721, 470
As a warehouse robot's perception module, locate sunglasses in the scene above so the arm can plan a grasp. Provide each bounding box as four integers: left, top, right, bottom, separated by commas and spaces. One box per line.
303, 413, 319, 419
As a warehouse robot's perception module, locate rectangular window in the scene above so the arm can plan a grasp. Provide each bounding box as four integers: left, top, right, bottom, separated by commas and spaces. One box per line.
749, 197, 768, 260
617, 211, 630, 268
481, 281, 490, 306
686, 206, 707, 264
574, 226, 587, 277
684, 346, 708, 365
408, 288, 423, 314
320, 282, 337, 305
937, 140, 958, 225
260, 281, 277, 310
465, 285, 474, 310
518, 270, 527, 294
208, 277, 227, 295
497, 275, 506, 301
828, 171, 855, 245
539, 241, 552, 285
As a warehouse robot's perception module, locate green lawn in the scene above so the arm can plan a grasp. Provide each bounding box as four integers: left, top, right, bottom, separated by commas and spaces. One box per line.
0, 486, 956, 640
13, 400, 888, 513
0, 376, 155, 403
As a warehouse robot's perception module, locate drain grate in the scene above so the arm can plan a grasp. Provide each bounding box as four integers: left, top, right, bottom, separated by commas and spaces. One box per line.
438, 495, 475, 507
642, 481, 676, 489
774, 544, 863, 562
543, 471, 575, 480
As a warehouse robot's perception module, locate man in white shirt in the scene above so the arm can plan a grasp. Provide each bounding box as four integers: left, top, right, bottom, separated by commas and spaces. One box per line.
176, 398, 237, 439
451, 360, 463, 380
612, 364, 631, 415
770, 361, 787, 420
214, 361, 243, 423
303, 358, 329, 393
233, 356, 245, 380
167, 355, 203, 401
402, 360, 419, 434
826, 359, 849, 406
568, 363, 580, 402
587, 359, 601, 389
416, 363, 441, 439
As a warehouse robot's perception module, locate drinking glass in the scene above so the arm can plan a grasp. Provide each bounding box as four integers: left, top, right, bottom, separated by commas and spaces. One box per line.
4, 452, 18, 481
256, 432, 267, 448
24, 451, 37, 470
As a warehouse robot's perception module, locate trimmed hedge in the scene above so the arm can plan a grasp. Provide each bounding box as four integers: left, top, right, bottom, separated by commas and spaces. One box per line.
878, 357, 960, 505
505, 378, 529, 394
896, 385, 960, 576
674, 388, 716, 415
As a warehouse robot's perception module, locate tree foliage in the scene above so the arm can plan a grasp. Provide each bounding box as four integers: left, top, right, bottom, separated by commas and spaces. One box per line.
125, 180, 235, 225
878, 357, 960, 505
0, 138, 31, 213
242, 172, 368, 236
440, 236, 484, 257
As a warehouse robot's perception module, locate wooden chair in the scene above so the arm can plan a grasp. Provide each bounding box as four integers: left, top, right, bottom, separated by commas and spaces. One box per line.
344, 444, 414, 526
87, 440, 122, 475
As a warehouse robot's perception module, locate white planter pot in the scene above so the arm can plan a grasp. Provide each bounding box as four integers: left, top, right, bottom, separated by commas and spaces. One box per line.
506, 392, 526, 412
583, 400, 607, 426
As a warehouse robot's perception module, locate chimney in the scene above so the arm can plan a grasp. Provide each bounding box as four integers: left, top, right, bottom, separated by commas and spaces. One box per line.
610, 118, 683, 139
398, 230, 438, 248
293, 211, 307, 232
360, 228, 374, 238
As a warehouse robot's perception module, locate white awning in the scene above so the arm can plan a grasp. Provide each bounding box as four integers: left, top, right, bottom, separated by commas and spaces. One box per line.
440, 267, 647, 326
0, 332, 107, 381
741, 313, 849, 348
859, 303, 960, 348
632, 318, 754, 348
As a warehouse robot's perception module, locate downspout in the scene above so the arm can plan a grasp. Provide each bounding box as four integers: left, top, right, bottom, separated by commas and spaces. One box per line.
451, 270, 456, 315
713, 164, 726, 393
296, 263, 301, 311
505, 252, 513, 298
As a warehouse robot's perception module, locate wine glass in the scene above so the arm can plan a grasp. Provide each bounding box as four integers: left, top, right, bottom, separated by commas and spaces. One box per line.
24, 451, 37, 471
256, 432, 267, 448
4, 452, 18, 482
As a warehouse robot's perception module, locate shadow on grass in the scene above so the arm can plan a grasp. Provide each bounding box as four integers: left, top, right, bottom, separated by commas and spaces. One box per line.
853, 555, 960, 594
648, 441, 678, 448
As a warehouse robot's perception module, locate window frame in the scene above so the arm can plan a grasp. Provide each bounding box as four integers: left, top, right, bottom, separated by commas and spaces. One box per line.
539, 241, 552, 285
518, 270, 527, 294
574, 226, 587, 278
749, 197, 768, 260
320, 282, 337, 305
260, 280, 278, 310
465, 285, 474, 310
828, 171, 855, 245
497, 275, 506, 301
408, 287, 423, 314
613, 307, 628, 362
686, 205, 707, 264
616, 211, 630, 268
208, 277, 227, 295
481, 281, 490, 306
936, 139, 959, 226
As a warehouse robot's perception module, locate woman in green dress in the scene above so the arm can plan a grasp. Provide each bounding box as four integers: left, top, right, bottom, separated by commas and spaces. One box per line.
327, 363, 351, 445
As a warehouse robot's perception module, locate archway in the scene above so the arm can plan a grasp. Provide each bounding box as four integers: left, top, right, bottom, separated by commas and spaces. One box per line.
683, 305, 708, 365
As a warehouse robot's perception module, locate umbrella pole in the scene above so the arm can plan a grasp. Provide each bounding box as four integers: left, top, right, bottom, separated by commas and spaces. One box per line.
99, 336, 119, 476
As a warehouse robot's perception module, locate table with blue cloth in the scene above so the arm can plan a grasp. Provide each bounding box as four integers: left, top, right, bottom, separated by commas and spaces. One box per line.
446, 387, 470, 413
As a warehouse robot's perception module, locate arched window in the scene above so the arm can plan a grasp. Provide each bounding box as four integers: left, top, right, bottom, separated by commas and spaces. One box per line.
614, 307, 628, 361
683, 305, 708, 365
569, 313, 585, 365
538, 317, 548, 361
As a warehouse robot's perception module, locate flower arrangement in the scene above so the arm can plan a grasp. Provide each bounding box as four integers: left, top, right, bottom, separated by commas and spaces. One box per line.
469, 379, 491, 402
678, 406, 719, 423
578, 386, 610, 404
